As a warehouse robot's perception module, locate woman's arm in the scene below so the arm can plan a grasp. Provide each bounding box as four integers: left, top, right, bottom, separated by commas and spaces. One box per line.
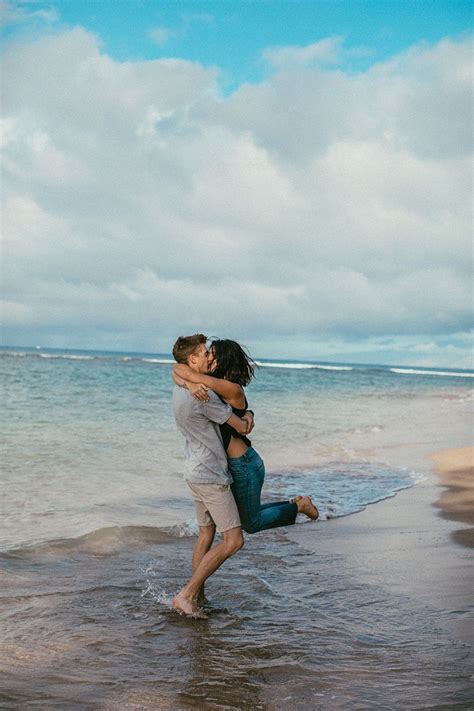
172, 370, 209, 402
173, 364, 243, 404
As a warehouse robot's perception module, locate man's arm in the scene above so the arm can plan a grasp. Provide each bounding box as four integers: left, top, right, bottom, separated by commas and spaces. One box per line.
242, 411, 255, 434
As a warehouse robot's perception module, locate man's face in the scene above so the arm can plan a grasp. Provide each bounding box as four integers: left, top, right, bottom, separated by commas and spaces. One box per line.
190, 344, 210, 374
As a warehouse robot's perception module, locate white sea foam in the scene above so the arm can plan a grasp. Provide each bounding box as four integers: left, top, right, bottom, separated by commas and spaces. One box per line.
65, 355, 95, 360
169, 519, 199, 537
256, 361, 352, 371
391, 367, 474, 378
268, 463, 424, 520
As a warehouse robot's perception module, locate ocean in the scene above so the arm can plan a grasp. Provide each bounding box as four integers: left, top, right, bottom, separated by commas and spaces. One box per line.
1, 346, 473, 709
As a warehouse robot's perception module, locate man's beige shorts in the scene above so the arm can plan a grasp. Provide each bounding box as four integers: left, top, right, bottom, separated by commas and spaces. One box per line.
186, 481, 241, 533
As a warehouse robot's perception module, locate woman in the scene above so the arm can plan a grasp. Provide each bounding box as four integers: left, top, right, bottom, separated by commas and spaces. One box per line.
173, 339, 319, 532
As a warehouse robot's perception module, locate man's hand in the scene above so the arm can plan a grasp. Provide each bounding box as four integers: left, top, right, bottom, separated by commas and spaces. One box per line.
189, 382, 209, 402
226, 413, 248, 435
242, 411, 254, 435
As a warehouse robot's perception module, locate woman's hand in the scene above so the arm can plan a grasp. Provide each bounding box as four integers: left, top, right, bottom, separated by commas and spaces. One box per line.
189, 382, 209, 402
172, 370, 208, 401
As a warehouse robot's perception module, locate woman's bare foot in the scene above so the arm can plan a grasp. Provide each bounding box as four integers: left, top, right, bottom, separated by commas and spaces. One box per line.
172, 590, 208, 619
296, 496, 319, 520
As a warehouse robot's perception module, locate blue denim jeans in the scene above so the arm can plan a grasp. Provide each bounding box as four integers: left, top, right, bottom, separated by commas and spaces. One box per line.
228, 447, 298, 534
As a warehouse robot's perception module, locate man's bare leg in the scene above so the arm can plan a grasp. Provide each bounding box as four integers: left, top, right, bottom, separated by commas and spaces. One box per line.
192, 524, 216, 605
172, 526, 244, 617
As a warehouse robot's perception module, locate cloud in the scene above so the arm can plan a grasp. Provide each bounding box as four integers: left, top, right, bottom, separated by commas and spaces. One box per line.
262, 36, 374, 70
148, 12, 214, 48
263, 36, 346, 68
1, 28, 472, 364
181, 12, 214, 28
148, 26, 175, 47
0, 0, 58, 26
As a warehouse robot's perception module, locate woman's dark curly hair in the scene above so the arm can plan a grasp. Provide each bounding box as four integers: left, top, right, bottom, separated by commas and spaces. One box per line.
209, 339, 257, 386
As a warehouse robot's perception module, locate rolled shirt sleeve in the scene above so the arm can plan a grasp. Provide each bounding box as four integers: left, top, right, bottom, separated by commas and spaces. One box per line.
197, 389, 232, 425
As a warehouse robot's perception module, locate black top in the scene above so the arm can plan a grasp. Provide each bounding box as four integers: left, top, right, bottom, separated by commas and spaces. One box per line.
219, 395, 252, 452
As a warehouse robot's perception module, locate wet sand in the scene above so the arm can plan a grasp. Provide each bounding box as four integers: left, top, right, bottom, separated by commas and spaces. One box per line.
288, 445, 474, 656
432, 446, 474, 548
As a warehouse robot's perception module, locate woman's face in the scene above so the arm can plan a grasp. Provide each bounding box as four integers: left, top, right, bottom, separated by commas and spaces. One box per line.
207, 346, 217, 373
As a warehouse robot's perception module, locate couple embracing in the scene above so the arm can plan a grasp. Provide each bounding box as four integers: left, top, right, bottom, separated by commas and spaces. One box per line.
171, 334, 319, 617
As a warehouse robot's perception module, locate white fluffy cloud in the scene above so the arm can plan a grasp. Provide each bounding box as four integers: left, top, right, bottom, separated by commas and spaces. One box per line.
1, 29, 472, 364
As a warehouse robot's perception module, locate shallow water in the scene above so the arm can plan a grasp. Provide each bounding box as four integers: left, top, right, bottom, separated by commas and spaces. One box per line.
1, 526, 472, 710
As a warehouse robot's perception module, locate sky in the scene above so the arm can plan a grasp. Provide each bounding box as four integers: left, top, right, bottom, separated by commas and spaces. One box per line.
1, 0, 473, 366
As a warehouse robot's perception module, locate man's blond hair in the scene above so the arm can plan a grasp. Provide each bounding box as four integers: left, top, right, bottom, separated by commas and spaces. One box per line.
172, 334, 207, 364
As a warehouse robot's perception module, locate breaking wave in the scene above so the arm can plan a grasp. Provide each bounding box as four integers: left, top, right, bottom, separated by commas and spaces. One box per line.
1, 523, 199, 561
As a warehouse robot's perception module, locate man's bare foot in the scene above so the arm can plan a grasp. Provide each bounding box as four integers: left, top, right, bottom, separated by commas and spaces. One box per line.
172, 591, 208, 619
296, 496, 319, 521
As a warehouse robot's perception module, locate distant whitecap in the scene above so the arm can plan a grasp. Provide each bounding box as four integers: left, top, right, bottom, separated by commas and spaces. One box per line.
391, 367, 473, 378
142, 358, 175, 364
39, 353, 94, 360
255, 361, 352, 370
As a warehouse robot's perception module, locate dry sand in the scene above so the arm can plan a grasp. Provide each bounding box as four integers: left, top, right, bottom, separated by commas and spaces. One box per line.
432, 446, 474, 548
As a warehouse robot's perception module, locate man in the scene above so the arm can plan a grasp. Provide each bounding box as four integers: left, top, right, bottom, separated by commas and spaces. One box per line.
171, 334, 253, 617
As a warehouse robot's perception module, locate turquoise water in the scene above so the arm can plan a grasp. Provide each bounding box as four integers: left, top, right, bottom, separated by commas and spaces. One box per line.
1, 346, 473, 708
